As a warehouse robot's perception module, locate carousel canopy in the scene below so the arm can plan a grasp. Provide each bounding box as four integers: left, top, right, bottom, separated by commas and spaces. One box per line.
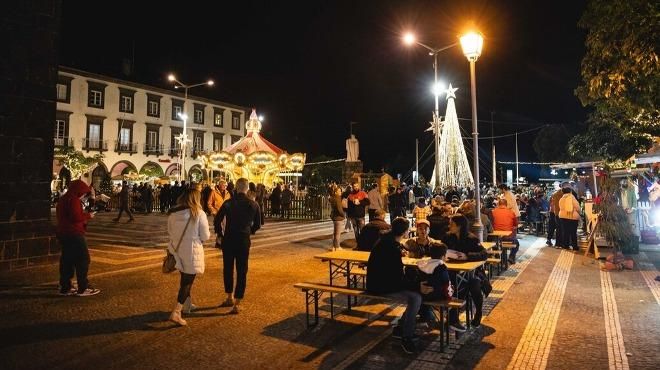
201, 109, 305, 186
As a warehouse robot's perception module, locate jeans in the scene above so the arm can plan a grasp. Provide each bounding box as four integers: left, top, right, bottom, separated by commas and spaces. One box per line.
448, 272, 483, 324
344, 215, 352, 231
332, 220, 343, 248
58, 234, 90, 293
560, 218, 578, 250
386, 290, 422, 338
177, 272, 196, 304
547, 211, 556, 242
222, 234, 251, 299
351, 217, 365, 241
116, 203, 133, 220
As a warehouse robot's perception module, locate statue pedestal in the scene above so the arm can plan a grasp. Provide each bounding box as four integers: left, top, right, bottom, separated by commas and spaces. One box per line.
343, 161, 363, 184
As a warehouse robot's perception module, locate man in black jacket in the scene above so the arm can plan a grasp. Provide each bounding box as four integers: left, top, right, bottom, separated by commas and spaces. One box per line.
356, 209, 391, 251
215, 178, 261, 314
367, 217, 421, 354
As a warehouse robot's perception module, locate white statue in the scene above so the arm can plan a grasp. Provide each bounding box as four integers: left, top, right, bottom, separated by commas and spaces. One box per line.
346, 134, 360, 162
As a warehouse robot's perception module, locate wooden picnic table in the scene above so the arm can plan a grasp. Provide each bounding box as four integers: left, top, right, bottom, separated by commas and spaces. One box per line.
489, 230, 515, 270
314, 249, 486, 328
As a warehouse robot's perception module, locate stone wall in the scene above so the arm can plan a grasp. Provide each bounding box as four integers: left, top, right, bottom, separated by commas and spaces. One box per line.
0, 1, 62, 270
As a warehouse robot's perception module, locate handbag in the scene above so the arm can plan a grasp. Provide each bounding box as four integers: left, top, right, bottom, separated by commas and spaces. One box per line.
162, 215, 192, 273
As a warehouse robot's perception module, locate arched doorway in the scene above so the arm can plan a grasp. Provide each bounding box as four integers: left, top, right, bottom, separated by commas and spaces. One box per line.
189, 165, 204, 183
139, 161, 165, 178
91, 164, 109, 192
165, 163, 180, 177
110, 160, 138, 179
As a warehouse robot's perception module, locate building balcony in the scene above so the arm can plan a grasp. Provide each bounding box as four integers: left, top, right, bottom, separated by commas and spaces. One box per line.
82, 138, 108, 152
114, 141, 138, 154
144, 144, 164, 156
192, 148, 205, 159
54, 137, 74, 148
168, 147, 181, 157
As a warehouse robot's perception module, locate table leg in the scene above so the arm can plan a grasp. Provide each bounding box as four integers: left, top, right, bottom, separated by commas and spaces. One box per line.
346, 262, 352, 311
328, 260, 334, 315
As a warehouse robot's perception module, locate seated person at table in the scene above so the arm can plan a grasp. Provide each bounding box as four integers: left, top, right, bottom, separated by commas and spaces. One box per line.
492, 199, 520, 264
403, 219, 444, 258
416, 244, 454, 324
367, 217, 422, 354
356, 209, 391, 251
427, 202, 450, 241
443, 214, 488, 328
412, 197, 431, 221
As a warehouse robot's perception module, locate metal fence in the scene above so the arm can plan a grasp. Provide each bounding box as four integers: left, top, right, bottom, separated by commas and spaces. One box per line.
102, 192, 331, 220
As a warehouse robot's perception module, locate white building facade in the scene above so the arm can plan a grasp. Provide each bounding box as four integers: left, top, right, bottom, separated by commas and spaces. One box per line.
54, 67, 248, 189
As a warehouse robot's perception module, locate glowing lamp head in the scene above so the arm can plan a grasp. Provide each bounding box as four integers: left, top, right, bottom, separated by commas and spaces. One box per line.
431, 82, 445, 97
178, 112, 188, 120
207, 80, 214, 86
258, 115, 264, 122
460, 32, 484, 62
403, 33, 416, 46
168, 74, 176, 82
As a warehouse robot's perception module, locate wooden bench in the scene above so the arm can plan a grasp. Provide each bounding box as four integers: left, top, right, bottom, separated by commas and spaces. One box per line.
293, 282, 466, 349
485, 257, 502, 277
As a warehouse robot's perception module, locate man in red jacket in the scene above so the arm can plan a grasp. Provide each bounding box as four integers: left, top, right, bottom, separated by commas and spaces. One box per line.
56, 180, 100, 296
492, 198, 520, 264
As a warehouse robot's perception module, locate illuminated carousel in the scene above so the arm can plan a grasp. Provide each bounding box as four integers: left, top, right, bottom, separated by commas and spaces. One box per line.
200, 109, 305, 186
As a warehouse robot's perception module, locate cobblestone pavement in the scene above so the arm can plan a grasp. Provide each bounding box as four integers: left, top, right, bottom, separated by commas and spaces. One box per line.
1, 213, 659, 369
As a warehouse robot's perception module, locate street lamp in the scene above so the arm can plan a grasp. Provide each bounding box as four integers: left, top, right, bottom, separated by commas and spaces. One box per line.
460, 31, 484, 241
402, 32, 458, 190
167, 74, 214, 181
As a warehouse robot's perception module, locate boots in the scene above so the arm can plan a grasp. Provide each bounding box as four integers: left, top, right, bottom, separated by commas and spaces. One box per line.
169, 303, 187, 326
182, 296, 197, 314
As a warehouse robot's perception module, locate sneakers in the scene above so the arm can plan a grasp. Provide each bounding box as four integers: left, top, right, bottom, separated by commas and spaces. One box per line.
401, 337, 418, 354
219, 297, 235, 307
449, 321, 467, 332
508, 257, 517, 265
546, 240, 553, 247
58, 287, 77, 296
76, 288, 101, 297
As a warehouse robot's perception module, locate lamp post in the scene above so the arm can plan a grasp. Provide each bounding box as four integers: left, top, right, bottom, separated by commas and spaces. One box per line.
403, 33, 457, 190
167, 74, 214, 181
460, 31, 484, 241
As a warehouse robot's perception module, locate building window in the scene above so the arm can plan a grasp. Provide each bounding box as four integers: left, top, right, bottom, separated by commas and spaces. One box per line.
56, 84, 67, 101
148, 101, 159, 116
120, 95, 132, 112
57, 75, 73, 103
194, 135, 203, 151
213, 107, 224, 127
119, 128, 130, 146
231, 113, 240, 130
118, 88, 136, 113
231, 135, 241, 144
90, 90, 103, 107
54, 111, 72, 146
84, 115, 106, 151
55, 119, 66, 139
147, 130, 158, 148
172, 99, 184, 120
213, 134, 224, 151
87, 81, 107, 108
147, 93, 161, 118
193, 103, 206, 124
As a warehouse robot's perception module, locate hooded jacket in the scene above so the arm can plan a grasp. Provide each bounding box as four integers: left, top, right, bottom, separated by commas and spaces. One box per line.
56, 180, 92, 237
417, 259, 453, 301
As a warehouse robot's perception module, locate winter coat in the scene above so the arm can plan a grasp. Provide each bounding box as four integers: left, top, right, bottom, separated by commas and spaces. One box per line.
367, 188, 384, 211
356, 218, 391, 251
347, 190, 370, 218
207, 187, 231, 215
329, 195, 345, 221
167, 207, 211, 274
558, 193, 580, 220
444, 234, 488, 261
366, 233, 405, 294
56, 180, 92, 237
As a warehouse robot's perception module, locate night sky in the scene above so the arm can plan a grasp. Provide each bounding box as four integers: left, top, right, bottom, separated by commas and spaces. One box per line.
59, 0, 588, 181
